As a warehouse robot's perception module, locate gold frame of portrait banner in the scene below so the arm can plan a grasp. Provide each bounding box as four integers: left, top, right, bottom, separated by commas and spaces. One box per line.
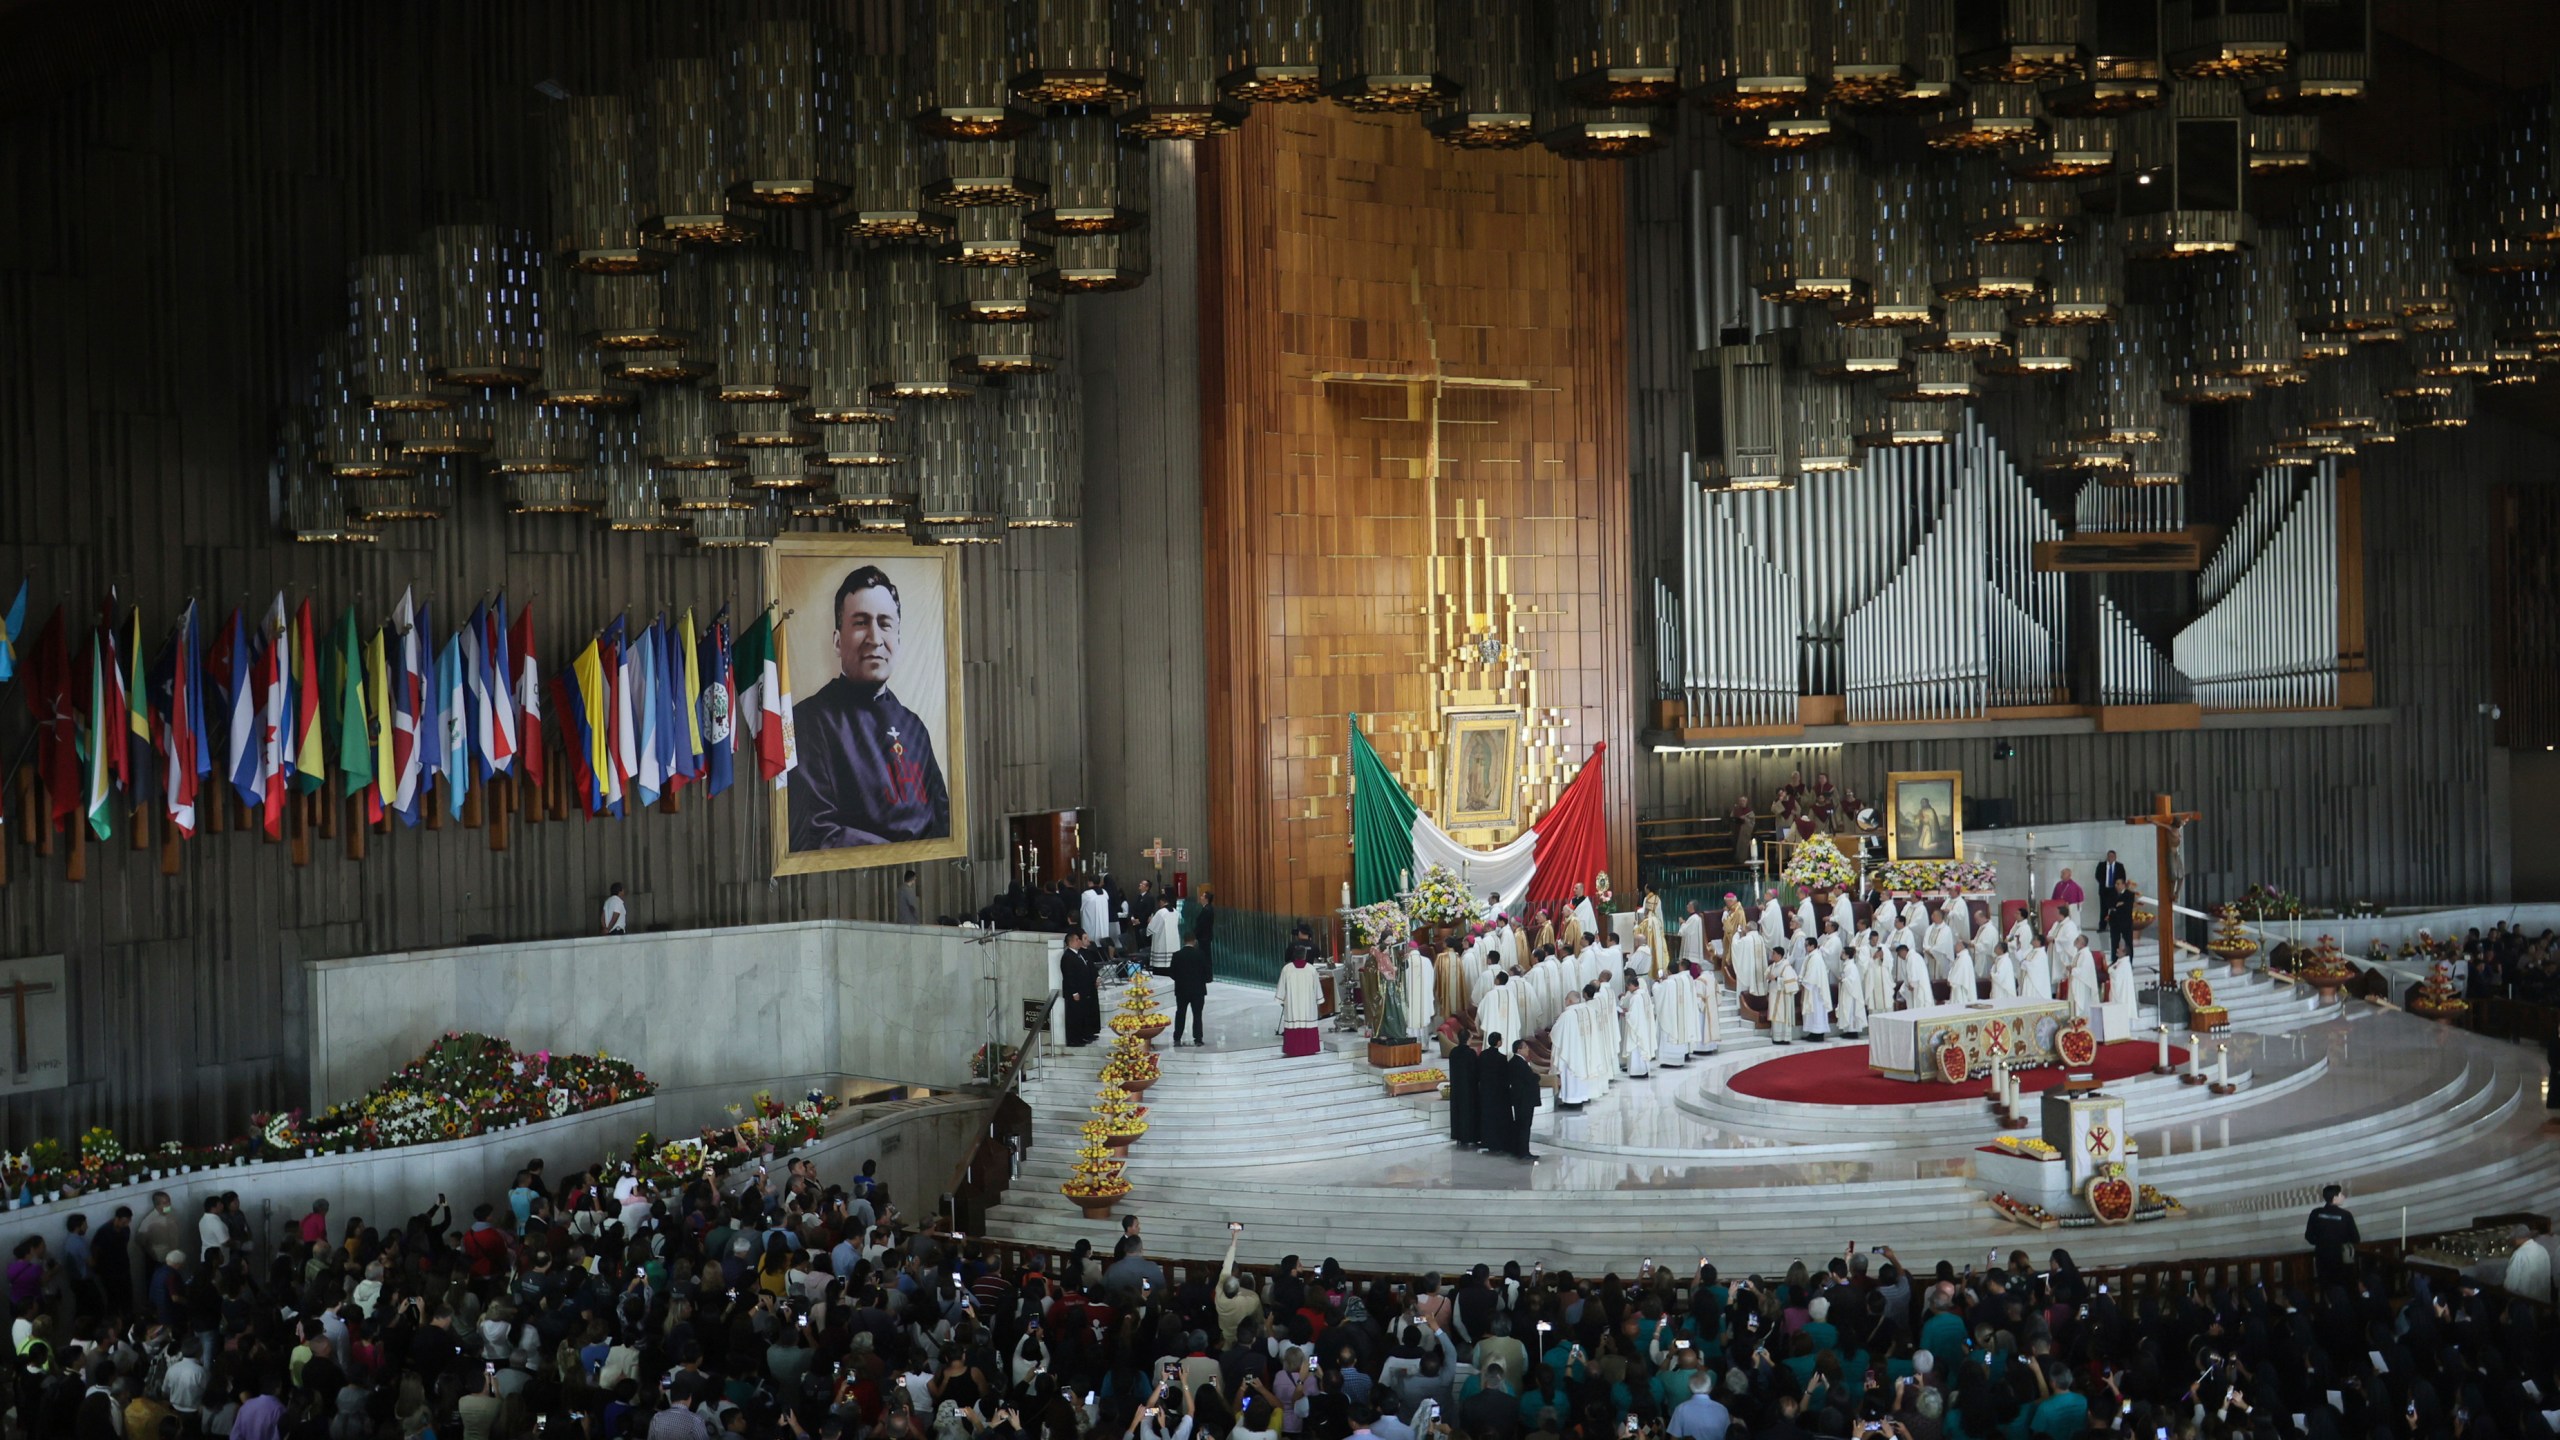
1437, 705, 1524, 835
767, 533, 971, 878
1885, 769, 1964, 862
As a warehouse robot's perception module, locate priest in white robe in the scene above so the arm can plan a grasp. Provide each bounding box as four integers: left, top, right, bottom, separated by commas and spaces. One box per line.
1553, 989, 1612, 1105
1471, 952, 1504, 1010
1570, 890, 1601, 948
1922, 907, 1957, 982
1989, 949, 2021, 1002
1829, 890, 1857, 936
1760, 896, 1788, 948
1795, 894, 1819, 941
1694, 961, 1723, 1053
1766, 950, 1803, 1043
1731, 928, 1770, 1001
1148, 902, 1183, 971
1277, 956, 1324, 1057
1799, 943, 1834, 1040
1898, 944, 1933, 1011
2066, 941, 2102, 1022
2006, 912, 2038, 952
1402, 945, 1438, 1043
2100, 952, 2140, 1039
1859, 936, 1894, 1020
1886, 921, 1919, 968
2021, 945, 2055, 1002
1945, 944, 1980, 1004
2050, 912, 2084, 956
1678, 903, 1708, 970
1834, 946, 1868, 1038
1618, 977, 1658, 1078
1873, 896, 1899, 938
1655, 965, 1699, 1064
1972, 913, 2001, 969
1078, 882, 1114, 957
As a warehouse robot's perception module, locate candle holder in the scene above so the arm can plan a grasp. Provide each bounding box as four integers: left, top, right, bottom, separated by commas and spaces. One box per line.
2209, 1045, 2238, 1096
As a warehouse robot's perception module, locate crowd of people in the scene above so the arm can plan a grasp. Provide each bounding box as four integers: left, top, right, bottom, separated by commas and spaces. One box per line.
3, 1145, 2545, 1440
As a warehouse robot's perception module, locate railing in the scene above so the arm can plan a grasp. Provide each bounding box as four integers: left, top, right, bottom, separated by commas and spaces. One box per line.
942, 991, 1055, 1234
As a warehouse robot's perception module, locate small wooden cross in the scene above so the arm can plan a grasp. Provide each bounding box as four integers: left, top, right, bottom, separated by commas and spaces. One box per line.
0, 974, 55, 1079
2125, 793, 2203, 996
1141, 836, 1174, 872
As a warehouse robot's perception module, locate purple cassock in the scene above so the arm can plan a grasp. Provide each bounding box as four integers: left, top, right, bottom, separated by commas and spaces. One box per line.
786, 675, 950, 850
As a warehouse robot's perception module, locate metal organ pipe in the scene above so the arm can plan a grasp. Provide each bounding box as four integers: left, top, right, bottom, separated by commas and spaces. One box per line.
2173, 461, 2341, 709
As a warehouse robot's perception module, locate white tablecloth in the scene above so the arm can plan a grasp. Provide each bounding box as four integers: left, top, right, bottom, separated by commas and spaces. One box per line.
1868, 998, 2069, 1081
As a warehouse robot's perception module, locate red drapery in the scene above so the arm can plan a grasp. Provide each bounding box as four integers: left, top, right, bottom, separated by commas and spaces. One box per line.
1524, 741, 1608, 910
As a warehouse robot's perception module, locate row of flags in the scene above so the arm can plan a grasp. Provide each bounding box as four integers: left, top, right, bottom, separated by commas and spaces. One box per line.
0, 581, 801, 845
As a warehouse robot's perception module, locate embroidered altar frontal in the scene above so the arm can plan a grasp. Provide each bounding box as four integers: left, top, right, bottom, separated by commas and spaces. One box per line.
1868, 999, 2070, 1082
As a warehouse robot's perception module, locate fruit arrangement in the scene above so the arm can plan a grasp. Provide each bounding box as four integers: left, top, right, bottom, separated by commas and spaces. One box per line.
2087, 1165, 2136, 1224
2280, 935, 2359, 987
1384, 1067, 1445, 1096
2056, 1018, 2098, 1069
1992, 1135, 2060, 1159
2206, 906, 2260, 962
1061, 1143, 1131, 1210
1100, 1036, 1162, 1091
1085, 1085, 1148, 1148
2409, 961, 2471, 1019
1111, 973, 1172, 1038
2137, 1184, 2183, 1217
1988, 1192, 2058, 1229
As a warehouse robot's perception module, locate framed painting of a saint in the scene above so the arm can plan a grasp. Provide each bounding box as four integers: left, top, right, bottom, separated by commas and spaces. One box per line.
1887, 771, 1963, 861
1438, 707, 1523, 834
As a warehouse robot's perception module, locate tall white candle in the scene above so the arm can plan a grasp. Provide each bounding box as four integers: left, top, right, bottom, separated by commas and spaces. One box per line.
2185, 1038, 2203, 1078
1342, 881, 1352, 909
2215, 1049, 2230, 1088
2157, 1027, 2171, 1071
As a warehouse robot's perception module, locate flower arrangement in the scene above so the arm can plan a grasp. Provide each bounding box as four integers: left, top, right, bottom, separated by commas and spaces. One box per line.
1869, 857, 1998, 896
627, 1089, 835, 1188
2230, 883, 2307, 921
970, 1043, 1022, 1083
1348, 900, 1410, 949
1782, 834, 1860, 895
2396, 933, 2459, 963
1406, 866, 1484, 928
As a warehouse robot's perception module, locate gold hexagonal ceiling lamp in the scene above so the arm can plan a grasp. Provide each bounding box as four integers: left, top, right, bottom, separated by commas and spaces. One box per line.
1028, 114, 1145, 235
844, 50, 953, 242
1222, 0, 1329, 103
1122, 0, 1246, 139
1428, 0, 1538, 147
706, 248, 812, 404
2166, 0, 2292, 81
641, 59, 759, 247
2115, 86, 2258, 259
915, 0, 1040, 140
1013, 0, 1143, 107
427, 223, 543, 389
803, 250, 899, 426
352, 252, 448, 414
548, 95, 671, 274
724, 19, 854, 211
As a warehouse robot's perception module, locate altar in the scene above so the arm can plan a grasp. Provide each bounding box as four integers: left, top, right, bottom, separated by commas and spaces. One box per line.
1869, 998, 2070, 1082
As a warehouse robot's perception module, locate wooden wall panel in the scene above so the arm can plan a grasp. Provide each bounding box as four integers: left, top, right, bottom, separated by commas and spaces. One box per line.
1200, 107, 1639, 917
0, 0, 1083, 1146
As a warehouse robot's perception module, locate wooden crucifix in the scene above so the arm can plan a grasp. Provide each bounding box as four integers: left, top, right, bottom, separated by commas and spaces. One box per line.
0, 973, 55, 1079
2125, 793, 2202, 995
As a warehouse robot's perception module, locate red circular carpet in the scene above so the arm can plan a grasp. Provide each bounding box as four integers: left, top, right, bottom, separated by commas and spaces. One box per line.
1727, 1041, 2186, 1106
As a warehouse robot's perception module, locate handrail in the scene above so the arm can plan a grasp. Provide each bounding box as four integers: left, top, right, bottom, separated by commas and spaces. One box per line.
941, 991, 1057, 1232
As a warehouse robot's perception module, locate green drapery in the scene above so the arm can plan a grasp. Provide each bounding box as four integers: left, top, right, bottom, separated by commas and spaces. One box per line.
1349, 715, 1418, 907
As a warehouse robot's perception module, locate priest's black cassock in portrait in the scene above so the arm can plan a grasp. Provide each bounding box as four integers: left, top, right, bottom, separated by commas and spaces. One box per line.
788, 565, 952, 852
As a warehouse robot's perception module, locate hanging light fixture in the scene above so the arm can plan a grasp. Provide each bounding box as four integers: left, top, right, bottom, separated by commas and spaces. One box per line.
874, 249, 979, 398
938, 205, 1052, 269
738, 447, 817, 491
1797, 313, 1903, 375
1028, 115, 1144, 233
1001, 359, 1084, 528
1890, 349, 1982, 400
818, 408, 907, 469
2497, 271, 2560, 358
428, 223, 543, 388
951, 294, 1063, 375
788, 475, 843, 519
1837, 163, 1939, 327
725, 19, 854, 209
347, 463, 451, 524
1015, 0, 1141, 105
1429, 0, 1536, 147
690, 499, 782, 547
391, 397, 494, 457
318, 338, 415, 481
1750, 148, 1870, 303
719, 401, 818, 450
1824, 0, 1918, 108
2009, 105, 2117, 180
507, 473, 600, 515
1328, 0, 1455, 111
279, 412, 374, 544
2107, 405, 2188, 487
1787, 372, 1870, 475
916, 399, 1003, 542
2014, 217, 2120, 326
843, 51, 951, 241
641, 59, 758, 246
2246, 112, 2319, 174
2300, 173, 2396, 333
1955, 0, 2085, 83
643, 381, 746, 473
1038, 226, 1153, 292
2389, 172, 2456, 330
708, 248, 812, 403
1689, 0, 1814, 114
549, 95, 670, 274
596, 414, 679, 531
537, 259, 639, 410
1963, 163, 2076, 242
949, 264, 1057, 325
491, 399, 593, 473
2450, 120, 2553, 277
1122, 0, 1245, 139
352, 253, 447, 413
2075, 300, 2174, 445
2045, 0, 2165, 116
2396, 381, 2474, 432
1853, 0, 1963, 115
1862, 397, 1962, 446
926, 138, 1049, 210
594, 254, 715, 382
2192, 229, 2304, 386
1222, 0, 1328, 103
2117, 85, 2256, 259
2249, 0, 2370, 109
1923, 81, 2043, 152
915, 0, 1038, 140
1693, 341, 1789, 489
1980, 325, 2086, 375
1915, 296, 2013, 354
660, 468, 750, 511
834, 414, 915, 516
2166, 0, 2292, 80
1553, 0, 1680, 106
2304, 341, 2385, 432
804, 250, 897, 425
1539, 106, 1671, 160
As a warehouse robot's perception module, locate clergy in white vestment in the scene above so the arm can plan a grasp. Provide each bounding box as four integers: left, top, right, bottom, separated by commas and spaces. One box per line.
1553, 990, 1612, 1105
2021, 945, 2055, 1001
1859, 938, 1894, 1019
1678, 904, 1708, 969
1972, 914, 2001, 967
1731, 929, 1770, 999
1767, 952, 1803, 1042
1629, 939, 1654, 979
2006, 913, 2038, 951
1922, 910, 1957, 981
1795, 894, 1819, 940
1694, 961, 1723, 1053
2066, 942, 2102, 1021
1829, 891, 1857, 936
1989, 950, 2020, 1001
1619, 978, 1658, 1077
1887, 923, 1919, 965
1078, 883, 1114, 954
1594, 936, 1626, 983
1570, 892, 1601, 947
1898, 944, 1933, 1011
1477, 973, 1523, 1053
2051, 913, 2084, 958
1148, 902, 1182, 969
1471, 953, 1504, 1008
1402, 946, 1438, 1042
1760, 897, 1788, 947
1944, 945, 1979, 1004
1277, 957, 1325, 1056
1834, 947, 1868, 1037
1639, 895, 1672, 979
2106, 953, 2137, 1007
1873, 897, 1899, 937
1653, 966, 1697, 1066
1591, 979, 1622, 1066
1799, 944, 1834, 1039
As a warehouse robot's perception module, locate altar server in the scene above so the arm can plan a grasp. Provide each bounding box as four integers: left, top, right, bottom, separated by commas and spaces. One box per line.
1402, 944, 1438, 1043
1553, 986, 1613, 1106
1654, 963, 1698, 1067
1923, 906, 1958, 981
1759, 895, 1788, 948
1731, 924, 1770, 1004
1679, 902, 1708, 970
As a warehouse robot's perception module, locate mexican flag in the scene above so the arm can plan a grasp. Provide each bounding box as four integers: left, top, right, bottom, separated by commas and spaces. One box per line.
1347, 716, 1611, 916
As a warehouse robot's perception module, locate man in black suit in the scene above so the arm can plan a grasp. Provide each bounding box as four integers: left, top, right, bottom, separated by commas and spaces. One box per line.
1477, 1033, 1512, 1155
2095, 849, 2129, 895
1447, 1025, 1479, 1149
2103, 876, 2138, 961
2305, 1184, 2361, 1284
1169, 938, 1212, 1046
1505, 1040, 1543, 1162
1061, 928, 1102, 1046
